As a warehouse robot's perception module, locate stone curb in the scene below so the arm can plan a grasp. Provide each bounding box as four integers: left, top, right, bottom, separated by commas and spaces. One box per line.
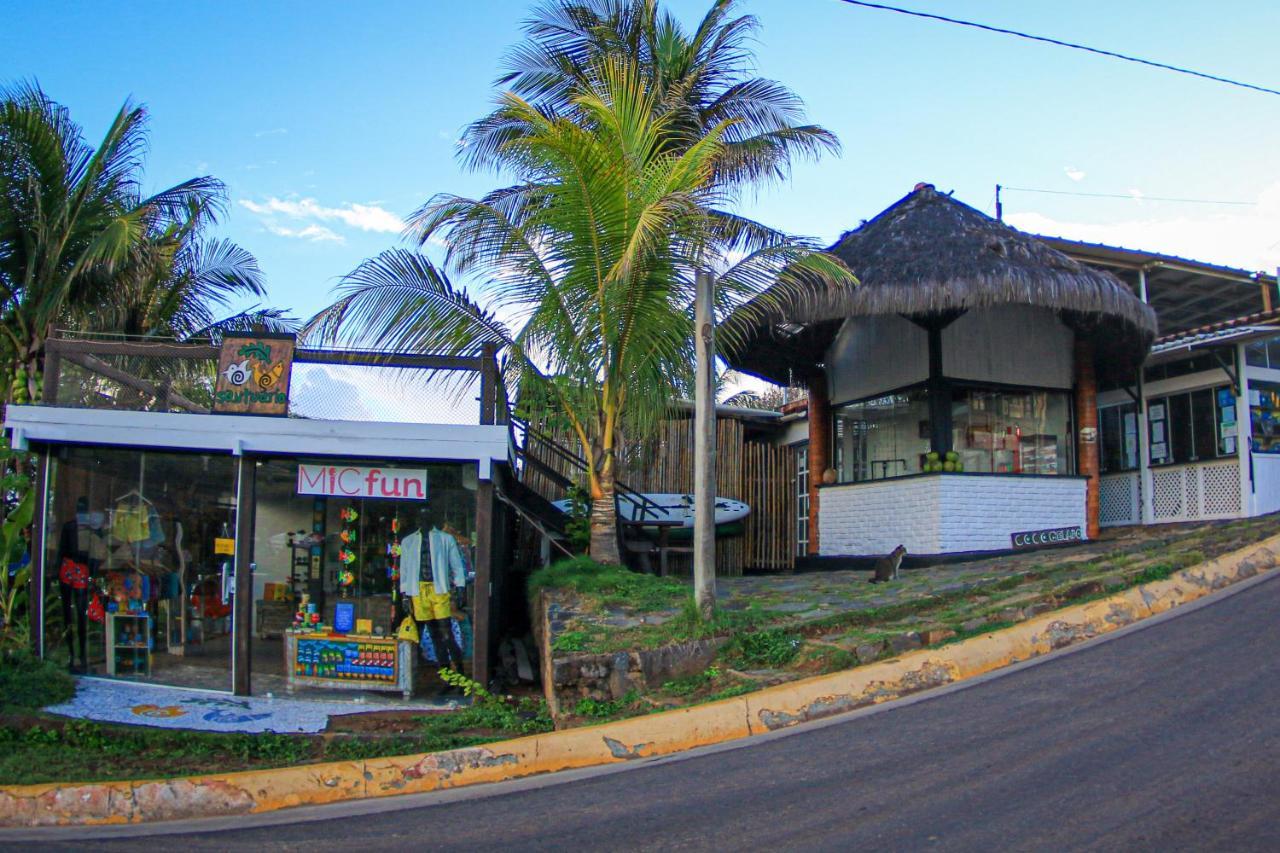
4, 532, 1278, 827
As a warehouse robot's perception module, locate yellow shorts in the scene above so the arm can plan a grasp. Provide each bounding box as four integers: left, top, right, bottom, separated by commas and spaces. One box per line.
411, 586, 452, 621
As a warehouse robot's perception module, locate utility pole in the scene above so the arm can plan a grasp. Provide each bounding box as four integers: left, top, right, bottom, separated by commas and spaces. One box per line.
694, 270, 717, 618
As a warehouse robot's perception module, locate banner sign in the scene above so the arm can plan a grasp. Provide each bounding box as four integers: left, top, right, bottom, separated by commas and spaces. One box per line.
1011, 526, 1083, 549
296, 464, 428, 501
213, 334, 295, 415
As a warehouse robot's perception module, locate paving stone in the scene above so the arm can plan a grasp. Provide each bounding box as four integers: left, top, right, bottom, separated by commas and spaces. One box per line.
888, 632, 923, 653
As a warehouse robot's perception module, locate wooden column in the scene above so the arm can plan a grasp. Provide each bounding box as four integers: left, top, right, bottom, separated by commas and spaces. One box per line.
1074, 337, 1101, 539
473, 476, 493, 688
233, 457, 256, 696
479, 343, 497, 425
807, 375, 830, 556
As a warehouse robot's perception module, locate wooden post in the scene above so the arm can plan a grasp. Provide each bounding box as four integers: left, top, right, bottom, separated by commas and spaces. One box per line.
233, 457, 256, 696
42, 336, 61, 405
1075, 337, 1101, 539
806, 375, 830, 556
693, 271, 717, 617
479, 343, 497, 426
473, 476, 493, 687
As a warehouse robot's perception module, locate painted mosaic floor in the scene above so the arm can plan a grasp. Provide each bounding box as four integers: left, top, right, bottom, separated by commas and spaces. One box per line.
46, 677, 457, 734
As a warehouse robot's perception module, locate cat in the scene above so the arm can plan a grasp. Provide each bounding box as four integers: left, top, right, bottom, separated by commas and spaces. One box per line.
869, 544, 907, 583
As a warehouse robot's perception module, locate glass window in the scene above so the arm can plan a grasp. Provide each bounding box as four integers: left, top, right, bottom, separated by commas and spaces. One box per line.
1099, 402, 1139, 474
1249, 381, 1280, 454
833, 389, 930, 482
951, 388, 1072, 475
252, 458, 479, 693
1148, 386, 1233, 465
1246, 341, 1269, 368
44, 447, 239, 689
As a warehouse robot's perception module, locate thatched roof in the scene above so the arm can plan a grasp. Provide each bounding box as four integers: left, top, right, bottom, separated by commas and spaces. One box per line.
724, 184, 1158, 385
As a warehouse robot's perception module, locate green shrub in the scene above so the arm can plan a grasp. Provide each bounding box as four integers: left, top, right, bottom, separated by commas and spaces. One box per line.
0, 649, 75, 708
722, 628, 801, 669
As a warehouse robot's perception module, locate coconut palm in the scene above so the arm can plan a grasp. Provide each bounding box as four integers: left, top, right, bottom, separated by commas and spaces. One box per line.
464, 0, 838, 197
0, 83, 224, 403
311, 58, 851, 563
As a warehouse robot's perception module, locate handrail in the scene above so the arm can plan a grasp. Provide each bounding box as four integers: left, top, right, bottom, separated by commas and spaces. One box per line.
508, 412, 666, 522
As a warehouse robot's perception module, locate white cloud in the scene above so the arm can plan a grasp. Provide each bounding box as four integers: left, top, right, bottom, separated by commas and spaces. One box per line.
254, 128, 288, 138
1064, 166, 1086, 182
1006, 179, 1280, 273
240, 196, 404, 234
264, 222, 344, 243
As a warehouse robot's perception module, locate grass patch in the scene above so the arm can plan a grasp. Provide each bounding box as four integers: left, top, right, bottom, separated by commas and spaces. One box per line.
529, 556, 687, 612
721, 628, 802, 669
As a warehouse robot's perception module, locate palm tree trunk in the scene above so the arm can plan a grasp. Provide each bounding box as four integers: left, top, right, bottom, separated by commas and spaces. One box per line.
588, 466, 622, 565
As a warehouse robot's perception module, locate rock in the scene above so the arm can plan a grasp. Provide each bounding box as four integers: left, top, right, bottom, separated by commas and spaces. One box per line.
1062, 581, 1104, 601
1102, 575, 1127, 590
855, 642, 884, 663
1024, 601, 1056, 618
997, 608, 1026, 623
960, 618, 987, 634
920, 627, 957, 645
888, 632, 922, 653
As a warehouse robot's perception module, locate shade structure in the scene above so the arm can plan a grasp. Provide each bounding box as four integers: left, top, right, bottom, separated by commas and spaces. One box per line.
723, 183, 1158, 386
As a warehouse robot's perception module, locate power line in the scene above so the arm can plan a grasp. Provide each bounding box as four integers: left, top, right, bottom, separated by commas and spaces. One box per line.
834, 0, 1280, 98
1002, 186, 1255, 206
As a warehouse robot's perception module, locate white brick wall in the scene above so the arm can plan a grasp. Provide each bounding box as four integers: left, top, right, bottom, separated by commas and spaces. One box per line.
818, 474, 1087, 557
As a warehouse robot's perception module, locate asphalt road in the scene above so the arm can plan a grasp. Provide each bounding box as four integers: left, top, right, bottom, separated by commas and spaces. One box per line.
15, 572, 1280, 852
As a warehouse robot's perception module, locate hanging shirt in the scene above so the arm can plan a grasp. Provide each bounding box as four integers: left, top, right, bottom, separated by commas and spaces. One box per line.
399, 530, 423, 597
428, 527, 467, 594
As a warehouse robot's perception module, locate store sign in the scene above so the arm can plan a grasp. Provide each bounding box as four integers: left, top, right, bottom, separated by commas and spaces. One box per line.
296, 464, 428, 500
1011, 526, 1083, 549
213, 334, 295, 415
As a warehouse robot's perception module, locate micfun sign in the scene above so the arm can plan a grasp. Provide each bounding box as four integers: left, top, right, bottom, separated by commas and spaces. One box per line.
296, 464, 428, 500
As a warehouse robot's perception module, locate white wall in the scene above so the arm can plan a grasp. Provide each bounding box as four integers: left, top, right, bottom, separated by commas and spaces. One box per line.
819, 474, 1087, 556
941, 305, 1073, 390
1251, 455, 1280, 516
826, 315, 928, 404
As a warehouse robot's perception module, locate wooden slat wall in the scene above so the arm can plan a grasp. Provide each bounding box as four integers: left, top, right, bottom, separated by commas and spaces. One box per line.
522, 418, 795, 574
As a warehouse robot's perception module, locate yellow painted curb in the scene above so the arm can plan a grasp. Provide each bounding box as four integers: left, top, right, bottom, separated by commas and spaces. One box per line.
4, 532, 1278, 827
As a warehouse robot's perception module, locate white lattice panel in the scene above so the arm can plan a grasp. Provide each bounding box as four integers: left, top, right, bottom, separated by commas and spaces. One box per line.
1150, 461, 1242, 523
1152, 469, 1185, 521
1100, 473, 1140, 527
1202, 462, 1242, 516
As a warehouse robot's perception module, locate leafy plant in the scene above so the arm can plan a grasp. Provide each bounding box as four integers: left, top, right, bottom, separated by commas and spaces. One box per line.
0, 649, 75, 708
0, 490, 34, 651
563, 484, 592, 552
722, 628, 801, 669
552, 631, 589, 653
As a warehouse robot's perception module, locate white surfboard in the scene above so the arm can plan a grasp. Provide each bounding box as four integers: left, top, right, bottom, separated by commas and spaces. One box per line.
552, 493, 749, 528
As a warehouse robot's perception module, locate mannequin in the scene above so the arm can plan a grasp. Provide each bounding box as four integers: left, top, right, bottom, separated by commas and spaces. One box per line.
403, 507, 466, 672
58, 497, 104, 673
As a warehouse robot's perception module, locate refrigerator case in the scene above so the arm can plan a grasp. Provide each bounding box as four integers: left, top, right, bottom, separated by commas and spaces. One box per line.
1018, 434, 1059, 474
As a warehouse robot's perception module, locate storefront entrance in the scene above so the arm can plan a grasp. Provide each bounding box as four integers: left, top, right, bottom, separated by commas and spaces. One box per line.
248, 457, 479, 698
43, 446, 240, 690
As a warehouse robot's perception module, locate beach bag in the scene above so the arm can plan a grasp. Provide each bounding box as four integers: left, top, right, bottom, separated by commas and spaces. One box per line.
396, 616, 419, 642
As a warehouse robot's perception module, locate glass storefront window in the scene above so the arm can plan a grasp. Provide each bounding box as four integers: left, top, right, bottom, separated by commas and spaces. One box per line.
951, 388, 1072, 475
833, 389, 930, 482
1099, 403, 1139, 474
1147, 385, 1234, 465
1249, 381, 1280, 454
44, 447, 238, 688
251, 458, 479, 695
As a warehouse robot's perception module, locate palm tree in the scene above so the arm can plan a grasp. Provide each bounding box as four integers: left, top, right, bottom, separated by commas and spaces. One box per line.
0, 83, 224, 403
311, 58, 851, 563
464, 0, 838, 198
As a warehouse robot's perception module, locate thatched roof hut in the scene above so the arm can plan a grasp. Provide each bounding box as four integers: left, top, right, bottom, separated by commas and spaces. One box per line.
724, 183, 1158, 385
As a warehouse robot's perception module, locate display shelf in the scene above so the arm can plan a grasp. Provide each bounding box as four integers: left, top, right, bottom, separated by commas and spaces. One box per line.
105, 612, 152, 676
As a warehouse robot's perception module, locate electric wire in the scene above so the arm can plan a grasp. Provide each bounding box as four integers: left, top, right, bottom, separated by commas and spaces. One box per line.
1002, 186, 1255, 206
834, 0, 1280, 98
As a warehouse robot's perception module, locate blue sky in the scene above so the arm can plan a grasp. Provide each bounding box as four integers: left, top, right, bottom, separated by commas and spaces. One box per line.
4, 0, 1279, 329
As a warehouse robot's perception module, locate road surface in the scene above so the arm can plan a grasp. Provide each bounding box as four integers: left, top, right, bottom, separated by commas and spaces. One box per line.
15, 572, 1280, 851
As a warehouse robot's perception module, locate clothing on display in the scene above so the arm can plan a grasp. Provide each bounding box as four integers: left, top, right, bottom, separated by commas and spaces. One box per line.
398, 529, 422, 597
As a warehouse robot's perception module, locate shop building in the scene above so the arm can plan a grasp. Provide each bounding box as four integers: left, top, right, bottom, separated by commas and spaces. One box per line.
724, 183, 1160, 561
6, 334, 515, 697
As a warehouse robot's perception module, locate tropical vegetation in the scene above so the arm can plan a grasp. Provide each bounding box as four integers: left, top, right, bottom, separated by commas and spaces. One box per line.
309, 0, 853, 563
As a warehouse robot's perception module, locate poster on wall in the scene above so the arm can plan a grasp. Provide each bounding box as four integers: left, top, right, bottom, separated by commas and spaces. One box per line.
213, 334, 295, 415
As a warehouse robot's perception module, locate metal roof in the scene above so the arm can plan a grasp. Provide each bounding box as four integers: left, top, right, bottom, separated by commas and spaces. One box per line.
1035, 235, 1277, 336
